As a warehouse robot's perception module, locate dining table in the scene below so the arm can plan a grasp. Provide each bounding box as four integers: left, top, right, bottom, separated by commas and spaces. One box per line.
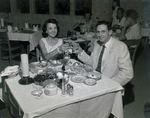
0, 59, 124, 118
7, 30, 43, 53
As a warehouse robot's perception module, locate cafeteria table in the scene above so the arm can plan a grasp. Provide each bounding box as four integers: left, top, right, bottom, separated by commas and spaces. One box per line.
7, 30, 42, 53
1, 73, 124, 118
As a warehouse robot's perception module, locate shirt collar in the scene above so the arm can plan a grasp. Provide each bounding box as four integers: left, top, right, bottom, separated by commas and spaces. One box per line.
97, 37, 112, 49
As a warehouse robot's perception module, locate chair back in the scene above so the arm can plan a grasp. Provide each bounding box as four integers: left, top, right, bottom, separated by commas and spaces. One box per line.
0, 32, 11, 52
131, 38, 144, 68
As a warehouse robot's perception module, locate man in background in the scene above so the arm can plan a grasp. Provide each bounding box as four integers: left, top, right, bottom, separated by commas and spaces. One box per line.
119, 9, 141, 40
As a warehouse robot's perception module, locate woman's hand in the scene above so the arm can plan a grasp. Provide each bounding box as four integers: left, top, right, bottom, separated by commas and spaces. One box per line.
71, 43, 83, 54
59, 43, 70, 52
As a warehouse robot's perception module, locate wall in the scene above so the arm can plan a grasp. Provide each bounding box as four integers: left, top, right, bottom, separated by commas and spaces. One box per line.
120, 0, 150, 24
0, 0, 150, 37
0, 0, 112, 38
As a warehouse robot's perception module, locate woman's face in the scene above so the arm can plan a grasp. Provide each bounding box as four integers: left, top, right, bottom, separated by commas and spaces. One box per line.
46, 23, 58, 38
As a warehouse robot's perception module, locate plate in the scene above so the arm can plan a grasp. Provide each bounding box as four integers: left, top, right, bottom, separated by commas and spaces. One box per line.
71, 75, 86, 83
84, 79, 96, 86
87, 71, 101, 80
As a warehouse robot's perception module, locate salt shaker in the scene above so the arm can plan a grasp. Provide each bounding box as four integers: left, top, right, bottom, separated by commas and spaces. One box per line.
67, 84, 73, 96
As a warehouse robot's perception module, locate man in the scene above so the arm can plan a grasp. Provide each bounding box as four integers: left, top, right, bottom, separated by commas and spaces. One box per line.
119, 9, 142, 41
74, 21, 133, 86
112, 7, 126, 29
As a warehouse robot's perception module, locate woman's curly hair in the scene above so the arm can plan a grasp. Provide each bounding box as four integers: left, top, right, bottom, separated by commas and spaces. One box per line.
42, 19, 59, 38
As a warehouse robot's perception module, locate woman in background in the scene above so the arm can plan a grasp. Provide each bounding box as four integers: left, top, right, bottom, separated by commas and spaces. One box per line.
39, 19, 70, 61
111, 0, 120, 26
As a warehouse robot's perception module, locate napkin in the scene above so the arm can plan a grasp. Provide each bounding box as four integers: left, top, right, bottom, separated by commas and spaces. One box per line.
33, 25, 38, 31
7, 25, 12, 32
1, 18, 4, 27
1, 65, 19, 77
25, 22, 29, 29
145, 22, 149, 27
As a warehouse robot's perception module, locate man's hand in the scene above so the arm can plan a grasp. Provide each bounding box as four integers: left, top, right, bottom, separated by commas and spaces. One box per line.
124, 18, 132, 28
71, 43, 83, 54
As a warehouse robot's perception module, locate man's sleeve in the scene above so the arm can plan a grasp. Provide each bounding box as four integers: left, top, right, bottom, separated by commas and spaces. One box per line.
112, 44, 134, 86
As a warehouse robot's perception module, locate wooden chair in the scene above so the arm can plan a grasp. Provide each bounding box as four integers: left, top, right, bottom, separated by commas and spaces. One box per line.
0, 32, 24, 65
124, 38, 144, 68
0, 108, 13, 118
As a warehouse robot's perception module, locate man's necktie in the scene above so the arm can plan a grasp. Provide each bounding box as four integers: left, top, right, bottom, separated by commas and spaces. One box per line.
96, 45, 105, 73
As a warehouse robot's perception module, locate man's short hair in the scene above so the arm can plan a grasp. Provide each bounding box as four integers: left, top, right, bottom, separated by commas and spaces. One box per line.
117, 7, 124, 13
96, 21, 112, 31
126, 9, 139, 20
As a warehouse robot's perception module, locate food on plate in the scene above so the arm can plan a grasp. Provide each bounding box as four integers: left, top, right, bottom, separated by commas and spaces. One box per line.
40, 61, 48, 67
34, 71, 57, 86
87, 71, 101, 80
83, 64, 93, 72
84, 79, 96, 86
71, 75, 86, 83
50, 60, 62, 66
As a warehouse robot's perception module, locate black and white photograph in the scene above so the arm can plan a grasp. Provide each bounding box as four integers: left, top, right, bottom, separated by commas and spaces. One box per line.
0, 0, 150, 118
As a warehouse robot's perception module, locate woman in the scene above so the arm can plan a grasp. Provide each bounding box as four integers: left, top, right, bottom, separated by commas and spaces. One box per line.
39, 19, 70, 61
73, 9, 93, 32
111, 0, 120, 26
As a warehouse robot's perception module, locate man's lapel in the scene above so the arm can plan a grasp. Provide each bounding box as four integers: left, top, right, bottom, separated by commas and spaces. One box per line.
101, 38, 115, 73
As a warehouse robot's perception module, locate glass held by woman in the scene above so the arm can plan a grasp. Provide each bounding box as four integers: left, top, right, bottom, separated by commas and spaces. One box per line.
39, 19, 71, 63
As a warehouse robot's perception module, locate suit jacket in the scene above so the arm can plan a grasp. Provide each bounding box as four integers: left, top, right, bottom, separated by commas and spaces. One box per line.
78, 37, 134, 86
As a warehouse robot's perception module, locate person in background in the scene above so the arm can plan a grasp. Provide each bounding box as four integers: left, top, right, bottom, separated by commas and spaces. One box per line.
111, 0, 120, 27
73, 8, 93, 32
119, 9, 142, 41
72, 21, 133, 86
39, 19, 70, 61
112, 7, 126, 30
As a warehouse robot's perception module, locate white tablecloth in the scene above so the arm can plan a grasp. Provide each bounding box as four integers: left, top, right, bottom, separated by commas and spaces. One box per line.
1, 74, 124, 118
8, 31, 42, 51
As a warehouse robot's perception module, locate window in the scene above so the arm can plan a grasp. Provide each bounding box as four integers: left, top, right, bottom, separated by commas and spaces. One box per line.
54, 0, 70, 15
75, 0, 92, 15
35, 0, 49, 14
0, 0, 11, 13
16, 0, 29, 13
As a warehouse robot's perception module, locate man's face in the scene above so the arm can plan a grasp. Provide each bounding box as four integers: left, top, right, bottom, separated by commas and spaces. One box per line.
117, 10, 123, 19
96, 24, 111, 44
85, 13, 91, 20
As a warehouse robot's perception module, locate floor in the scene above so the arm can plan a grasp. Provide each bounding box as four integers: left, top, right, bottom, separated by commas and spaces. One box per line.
0, 45, 150, 118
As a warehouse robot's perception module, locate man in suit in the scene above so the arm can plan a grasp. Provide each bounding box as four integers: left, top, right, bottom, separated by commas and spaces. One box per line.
74, 21, 133, 86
